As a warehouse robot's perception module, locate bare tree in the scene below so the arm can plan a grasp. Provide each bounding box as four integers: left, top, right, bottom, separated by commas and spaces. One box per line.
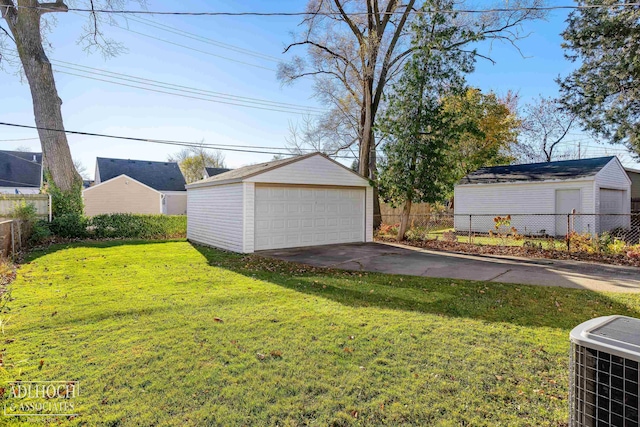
280, 0, 546, 226
73, 158, 89, 179
514, 95, 578, 163
168, 143, 226, 184
0, 0, 142, 210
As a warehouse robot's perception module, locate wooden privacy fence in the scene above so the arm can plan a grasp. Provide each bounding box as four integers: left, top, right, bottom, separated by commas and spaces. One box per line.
0, 220, 31, 260
0, 194, 51, 220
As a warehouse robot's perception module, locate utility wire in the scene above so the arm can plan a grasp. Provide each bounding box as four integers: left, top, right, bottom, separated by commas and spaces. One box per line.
50, 61, 325, 112
16, 3, 640, 16
0, 122, 357, 159
53, 69, 321, 115
124, 15, 281, 62
0, 137, 40, 142
114, 25, 277, 72
2, 51, 324, 113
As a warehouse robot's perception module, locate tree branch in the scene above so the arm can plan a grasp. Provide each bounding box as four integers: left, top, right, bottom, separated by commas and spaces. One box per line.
333, 0, 363, 43
283, 40, 348, 64
0, 23, 15, 42
0, 0, 15, 20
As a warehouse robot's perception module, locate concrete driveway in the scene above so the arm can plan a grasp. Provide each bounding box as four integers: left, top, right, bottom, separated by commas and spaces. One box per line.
259, 242, 640, 293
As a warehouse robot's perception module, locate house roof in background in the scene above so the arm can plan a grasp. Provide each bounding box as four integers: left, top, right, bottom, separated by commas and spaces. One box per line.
459, 156, 617, 185
205, 167, 232, 177
0, 150, 42, 188
97, 157, 186, 191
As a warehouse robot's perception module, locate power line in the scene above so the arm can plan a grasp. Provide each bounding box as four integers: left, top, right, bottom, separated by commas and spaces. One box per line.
114, 24, 277, 72
124, 15, 281, 63
18, 3, 640, 16
2, 51, 324, 113
0, 137, 40, 142
53, 69, 322, 115
49, 61, 325, 112
0, 122, 357, 159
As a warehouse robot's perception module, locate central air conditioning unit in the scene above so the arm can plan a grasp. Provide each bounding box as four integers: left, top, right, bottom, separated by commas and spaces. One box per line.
570, 315, 640, 427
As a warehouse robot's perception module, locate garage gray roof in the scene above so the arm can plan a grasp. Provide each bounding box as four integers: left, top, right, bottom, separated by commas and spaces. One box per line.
459, 156, 616, 185
97, 157, 186, 191
0, 150, 42, 188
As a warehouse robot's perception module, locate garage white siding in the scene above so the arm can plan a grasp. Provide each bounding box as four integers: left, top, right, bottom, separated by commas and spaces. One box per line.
187, 153, 373, 253
187, 183, 244, 252
254, 185, 365, 251
594, 159, 631, 215
245, 155, 366, 187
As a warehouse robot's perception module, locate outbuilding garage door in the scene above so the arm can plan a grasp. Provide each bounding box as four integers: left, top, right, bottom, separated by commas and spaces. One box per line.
254, 186, 365, 251
600, 188, 626, 232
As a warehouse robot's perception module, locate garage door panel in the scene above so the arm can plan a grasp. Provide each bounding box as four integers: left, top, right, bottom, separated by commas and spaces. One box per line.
255, 186, 365, 250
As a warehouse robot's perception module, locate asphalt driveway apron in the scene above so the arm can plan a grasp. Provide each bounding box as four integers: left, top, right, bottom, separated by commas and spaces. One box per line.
258, 242, 640, 293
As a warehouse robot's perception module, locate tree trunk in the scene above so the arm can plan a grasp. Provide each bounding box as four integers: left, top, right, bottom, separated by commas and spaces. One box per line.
369, 136, 382, 229
4, 3, 80, 193
397, 198, 412, 241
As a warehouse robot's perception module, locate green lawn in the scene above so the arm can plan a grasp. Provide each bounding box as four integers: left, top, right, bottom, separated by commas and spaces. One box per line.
1, 240, 640, 426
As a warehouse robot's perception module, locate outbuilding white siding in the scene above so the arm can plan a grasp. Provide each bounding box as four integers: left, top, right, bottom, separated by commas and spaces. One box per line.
186, 153, 373, 253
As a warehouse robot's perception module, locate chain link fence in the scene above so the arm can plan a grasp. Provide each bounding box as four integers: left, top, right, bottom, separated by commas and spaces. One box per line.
379, 213, 640, 250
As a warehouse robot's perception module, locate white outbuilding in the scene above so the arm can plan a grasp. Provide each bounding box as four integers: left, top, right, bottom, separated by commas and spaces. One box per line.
186, 153, 373, 253
454, 156, 632, 236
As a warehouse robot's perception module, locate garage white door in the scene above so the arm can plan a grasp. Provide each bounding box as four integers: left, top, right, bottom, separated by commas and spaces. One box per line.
254, 186, 365, 251
600, 188, 626, 232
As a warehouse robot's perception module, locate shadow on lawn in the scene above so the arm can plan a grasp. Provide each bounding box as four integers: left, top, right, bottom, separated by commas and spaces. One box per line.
23, 239, 185, 263
17, 239, 640, 331
192, 243, 640, 331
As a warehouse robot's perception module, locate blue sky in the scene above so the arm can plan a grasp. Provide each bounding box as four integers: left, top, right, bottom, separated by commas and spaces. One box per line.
1, 0, 638, 179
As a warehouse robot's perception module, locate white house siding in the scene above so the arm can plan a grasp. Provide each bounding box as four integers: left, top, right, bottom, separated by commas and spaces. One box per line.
454, 179, 595, 236
245, 155, 367, 187
83, 175, 162, 216
164, 192, 187, 215
0, 187, 40, 195
187, 183, 244, 252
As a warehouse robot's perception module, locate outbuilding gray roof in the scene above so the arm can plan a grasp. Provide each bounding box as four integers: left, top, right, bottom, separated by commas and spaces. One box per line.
0, 150, 42, 188
459, 156, 616, 185
97, 157, 186, 191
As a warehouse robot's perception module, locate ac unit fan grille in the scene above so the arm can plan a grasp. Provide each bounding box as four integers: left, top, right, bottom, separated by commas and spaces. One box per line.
572, 343, 639, 427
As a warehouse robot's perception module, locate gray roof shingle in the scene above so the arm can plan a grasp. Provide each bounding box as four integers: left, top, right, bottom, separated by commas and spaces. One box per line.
204, 167, 232, 177
97, 157, 186, 191
459, 156, 617, 185
0, 150, 42, 188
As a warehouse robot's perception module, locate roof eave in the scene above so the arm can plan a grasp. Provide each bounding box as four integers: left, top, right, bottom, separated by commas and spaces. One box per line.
185, 177, 244, 189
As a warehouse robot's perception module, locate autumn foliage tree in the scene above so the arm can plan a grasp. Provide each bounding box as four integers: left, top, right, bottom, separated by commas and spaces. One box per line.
377, 8, 474, 241
281, 0, 546, 228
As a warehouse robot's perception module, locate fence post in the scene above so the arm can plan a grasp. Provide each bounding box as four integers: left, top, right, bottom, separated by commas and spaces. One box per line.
10, 220, 15, 261
566, 214, 571, 251
48, 194, 52, 222
16, 220, 21, 252
468, 214, 472, 244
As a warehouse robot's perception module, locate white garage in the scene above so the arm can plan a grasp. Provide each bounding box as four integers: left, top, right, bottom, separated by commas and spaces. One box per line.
186, 153, 373, 253
454, 156, 632, 236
